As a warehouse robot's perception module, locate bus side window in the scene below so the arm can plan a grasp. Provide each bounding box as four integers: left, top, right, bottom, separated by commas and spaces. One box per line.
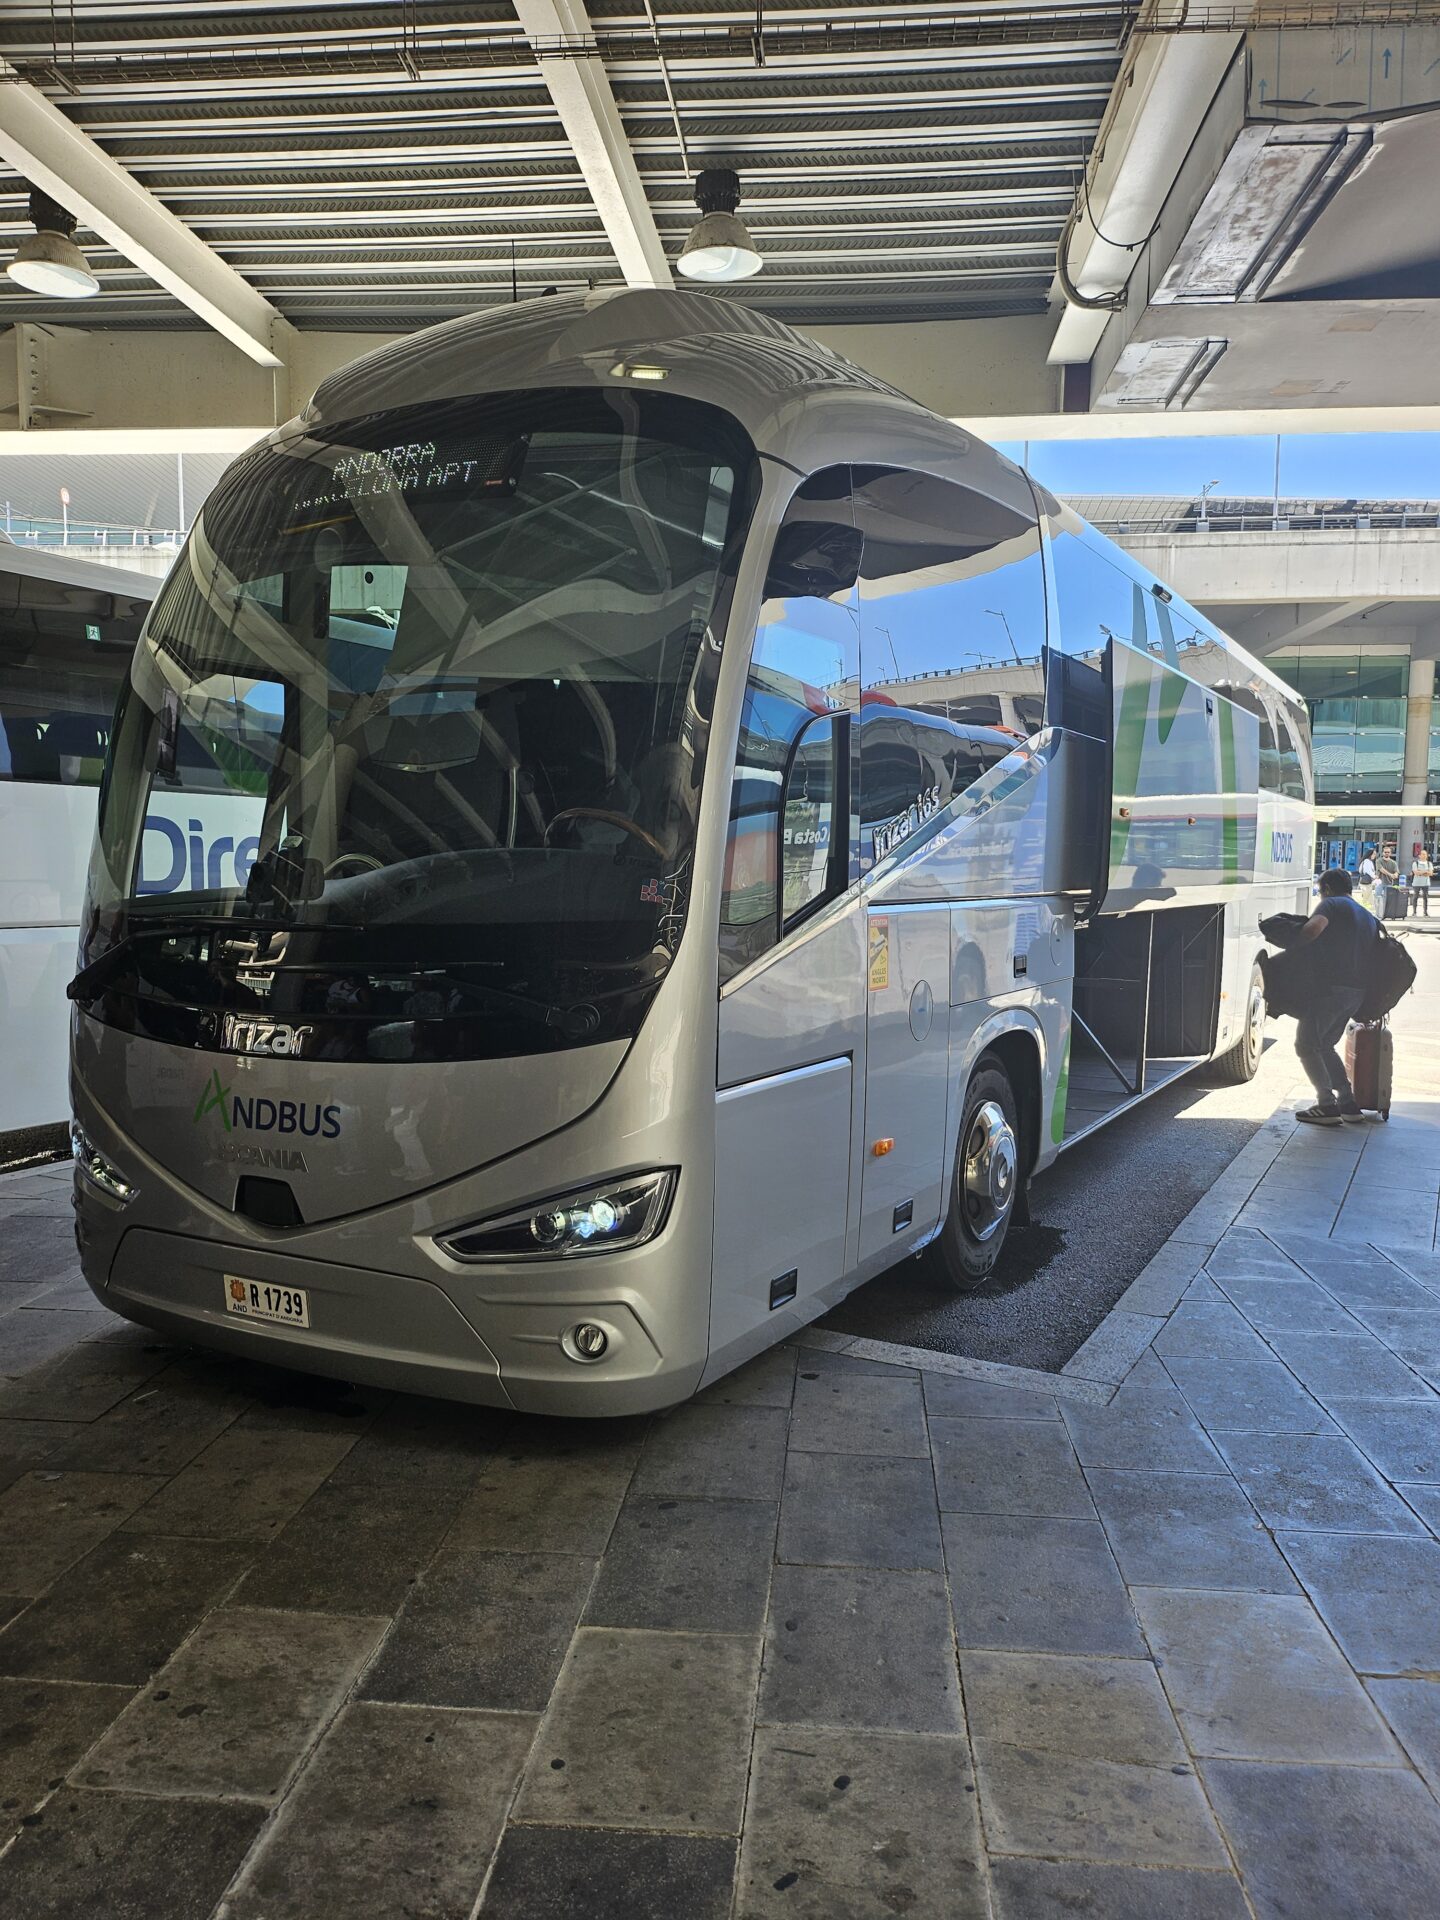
850, 465, 1044, 867
0, 584, 142, 787
1044, 520, 1178, 734
1225, 683, 1281, 793
781, 713, 845, 927
719, 469, 859, 982
1259, 710, 1281, 793
1047, 524, 1144, 662
1277, 710, 1310, 801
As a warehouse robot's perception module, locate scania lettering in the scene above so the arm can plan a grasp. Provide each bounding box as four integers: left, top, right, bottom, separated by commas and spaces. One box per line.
69, 291, 1313, 1415
219, 1143, 310, 1173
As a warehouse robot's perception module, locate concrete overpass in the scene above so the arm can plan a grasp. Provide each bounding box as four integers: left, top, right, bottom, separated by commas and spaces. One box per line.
1097, 493, 1440, 855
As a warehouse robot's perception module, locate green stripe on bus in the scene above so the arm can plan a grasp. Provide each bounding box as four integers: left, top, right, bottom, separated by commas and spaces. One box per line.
1217, 696, 1239, 874
1050, 1029, 1071, 1146
1110, 660, 1151, 868
1156, 660, 1185, 746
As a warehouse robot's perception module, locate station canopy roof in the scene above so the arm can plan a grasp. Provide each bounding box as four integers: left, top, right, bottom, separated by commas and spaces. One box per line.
0, 1, 1133, 334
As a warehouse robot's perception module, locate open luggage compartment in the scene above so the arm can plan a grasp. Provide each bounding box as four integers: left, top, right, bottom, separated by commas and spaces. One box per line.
1062, 905, 1225, 1146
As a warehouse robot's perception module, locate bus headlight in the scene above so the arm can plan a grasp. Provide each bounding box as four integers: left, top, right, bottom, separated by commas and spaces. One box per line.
70, 1121, 138, 1204
437, 1171, 676, 1262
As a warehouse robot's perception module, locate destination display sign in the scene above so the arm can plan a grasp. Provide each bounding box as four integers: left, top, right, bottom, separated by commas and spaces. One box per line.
293, 436, 526, 517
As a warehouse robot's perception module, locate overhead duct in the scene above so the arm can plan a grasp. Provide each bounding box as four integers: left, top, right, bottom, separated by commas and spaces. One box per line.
1048, 21, 1245, 364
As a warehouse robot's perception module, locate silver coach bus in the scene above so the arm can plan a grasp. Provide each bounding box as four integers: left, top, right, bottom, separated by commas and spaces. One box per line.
68, 290, 1312, 1415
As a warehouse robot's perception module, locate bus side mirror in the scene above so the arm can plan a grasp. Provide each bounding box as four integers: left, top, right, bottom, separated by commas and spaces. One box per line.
764, 522, 863, 600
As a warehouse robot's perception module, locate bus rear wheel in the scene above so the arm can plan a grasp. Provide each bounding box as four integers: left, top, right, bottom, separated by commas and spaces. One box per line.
926, 1054, 1021, 1292
1212, 960, 1266, 1084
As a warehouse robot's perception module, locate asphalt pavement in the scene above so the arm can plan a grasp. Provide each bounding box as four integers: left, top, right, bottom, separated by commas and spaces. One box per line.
821, 1040, 1300, 1373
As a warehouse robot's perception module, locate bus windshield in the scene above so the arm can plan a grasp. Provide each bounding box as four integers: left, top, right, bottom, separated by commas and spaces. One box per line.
84, 387, 757, 1061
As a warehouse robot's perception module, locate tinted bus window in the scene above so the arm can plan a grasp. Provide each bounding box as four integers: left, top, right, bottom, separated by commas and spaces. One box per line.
1048, 525, 1148, 660
719, 470, 859, 980
852, 466, 1043, 866
1223, 683, 1284, 794
1278, 709, 1311, 801
0, 569, 148, 785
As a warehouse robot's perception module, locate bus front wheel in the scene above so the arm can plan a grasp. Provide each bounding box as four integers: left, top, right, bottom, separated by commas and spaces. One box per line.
927, 1054, 1021, 1292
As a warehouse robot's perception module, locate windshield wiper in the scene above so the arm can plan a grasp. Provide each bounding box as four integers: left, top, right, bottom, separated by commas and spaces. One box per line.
424, 969, 603, 1039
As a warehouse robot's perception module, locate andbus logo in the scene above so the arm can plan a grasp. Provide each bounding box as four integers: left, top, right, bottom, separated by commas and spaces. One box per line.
193, 1068, 342, 1139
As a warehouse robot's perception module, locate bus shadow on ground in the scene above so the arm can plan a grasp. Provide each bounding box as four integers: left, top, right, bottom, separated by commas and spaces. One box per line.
819, 1063, 1273, 1373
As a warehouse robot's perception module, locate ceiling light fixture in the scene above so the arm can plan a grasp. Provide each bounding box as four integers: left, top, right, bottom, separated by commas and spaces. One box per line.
677, 169, 762, 283
7, 188, 99, 299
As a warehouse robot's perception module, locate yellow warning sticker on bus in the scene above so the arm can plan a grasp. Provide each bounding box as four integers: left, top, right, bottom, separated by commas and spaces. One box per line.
868, 917, 890, 991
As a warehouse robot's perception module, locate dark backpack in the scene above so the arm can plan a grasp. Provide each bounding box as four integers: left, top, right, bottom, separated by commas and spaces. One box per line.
1357, 923, 1417, 1022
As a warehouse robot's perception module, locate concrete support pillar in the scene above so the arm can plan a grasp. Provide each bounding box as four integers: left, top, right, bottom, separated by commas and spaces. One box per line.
1401, 655, 1435, 858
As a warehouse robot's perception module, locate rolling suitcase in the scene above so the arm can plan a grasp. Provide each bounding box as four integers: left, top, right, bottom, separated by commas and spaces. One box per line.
1345, 1019, 1393, 1121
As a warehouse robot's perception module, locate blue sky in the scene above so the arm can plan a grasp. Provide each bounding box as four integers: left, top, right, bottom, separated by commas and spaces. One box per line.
990, 433, 1440, 501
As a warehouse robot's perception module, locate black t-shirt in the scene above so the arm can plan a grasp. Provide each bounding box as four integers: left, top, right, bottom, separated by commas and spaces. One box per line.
1316, 894, 1380, 987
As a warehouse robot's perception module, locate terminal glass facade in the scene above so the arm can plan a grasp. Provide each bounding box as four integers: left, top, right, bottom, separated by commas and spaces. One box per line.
1264, 649, 1407, 804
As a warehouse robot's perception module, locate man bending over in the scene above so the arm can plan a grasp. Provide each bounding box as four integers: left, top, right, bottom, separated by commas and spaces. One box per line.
1293, 866, 1379, 1126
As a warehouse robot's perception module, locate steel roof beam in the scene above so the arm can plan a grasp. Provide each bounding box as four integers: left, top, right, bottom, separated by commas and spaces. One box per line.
0, 60, 288, 367
113, 169, 1083, 203
162, 220, 1066, 252
511, 0, 671, 289
0, 12, 1137, 91
91, 123, 1105, 169
43, 191, 1073, 224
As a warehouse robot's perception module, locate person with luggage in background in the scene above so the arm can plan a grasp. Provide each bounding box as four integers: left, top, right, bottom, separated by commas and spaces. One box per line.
1358, 847, 1377, 910
1375, 844, 1398, 918
1412, 846, 1433, 917
1291, 867, 1380, 1126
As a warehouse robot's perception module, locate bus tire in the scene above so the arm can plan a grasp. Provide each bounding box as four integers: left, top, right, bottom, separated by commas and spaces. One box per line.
926, 1054, 1021, 1292
1213, 960, 1266, 1084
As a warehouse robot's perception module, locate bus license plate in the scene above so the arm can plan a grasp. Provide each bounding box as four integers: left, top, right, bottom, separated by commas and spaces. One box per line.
223, 1275, 310, 1328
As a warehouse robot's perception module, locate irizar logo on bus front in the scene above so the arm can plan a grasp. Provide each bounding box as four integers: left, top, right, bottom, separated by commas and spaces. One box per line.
220, 1014, 312, 1057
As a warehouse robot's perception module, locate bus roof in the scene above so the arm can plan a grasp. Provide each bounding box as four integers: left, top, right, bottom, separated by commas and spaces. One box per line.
297, 287, 1010, 489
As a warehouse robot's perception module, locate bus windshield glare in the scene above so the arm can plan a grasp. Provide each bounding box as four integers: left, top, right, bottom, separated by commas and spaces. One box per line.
84, 387, 758, 1061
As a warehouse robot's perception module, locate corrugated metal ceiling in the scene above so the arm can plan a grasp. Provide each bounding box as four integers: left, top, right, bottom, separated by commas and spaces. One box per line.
0, 2, 1135, 331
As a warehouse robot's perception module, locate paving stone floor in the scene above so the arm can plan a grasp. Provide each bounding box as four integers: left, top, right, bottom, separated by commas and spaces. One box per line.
4, 957, 1440, 1916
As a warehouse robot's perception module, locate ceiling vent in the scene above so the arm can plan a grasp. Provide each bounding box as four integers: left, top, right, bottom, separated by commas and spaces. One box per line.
1154, 126, 1372, 305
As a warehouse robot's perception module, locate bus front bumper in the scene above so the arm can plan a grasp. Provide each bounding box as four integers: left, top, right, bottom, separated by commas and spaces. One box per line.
88, 1224, 701, 1417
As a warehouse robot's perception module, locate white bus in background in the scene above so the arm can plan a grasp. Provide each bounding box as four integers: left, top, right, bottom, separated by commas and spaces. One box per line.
0, 541, 156, 1141
68, 291, 1314, 1415
1, 543, 412, 1143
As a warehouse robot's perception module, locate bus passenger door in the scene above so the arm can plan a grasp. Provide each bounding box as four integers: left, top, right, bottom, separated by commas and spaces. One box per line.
858, 907, 951, 1264
846, 461, 1046, 1262
709, 470, 864, 1371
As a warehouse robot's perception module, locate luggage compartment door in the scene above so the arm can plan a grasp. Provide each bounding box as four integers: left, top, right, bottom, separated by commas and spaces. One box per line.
711, 1055, 854, 1355
858, 905, 952, 1265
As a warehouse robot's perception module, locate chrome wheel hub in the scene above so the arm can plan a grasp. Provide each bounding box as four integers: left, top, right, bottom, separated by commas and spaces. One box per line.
1247, 982, 1266, 1059
962, 1100, 1018, 1243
